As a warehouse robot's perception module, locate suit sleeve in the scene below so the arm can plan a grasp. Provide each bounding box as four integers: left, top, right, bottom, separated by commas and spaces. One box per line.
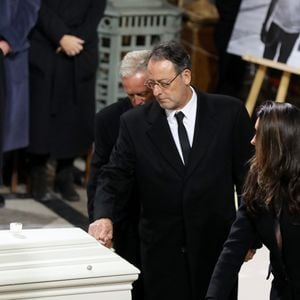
93, 115, 135, 222
0, 0, 40, 53
87, 111, 115, 221
71, 0, 107, 43
232, 102, 254, 203
206, 202, 259, 299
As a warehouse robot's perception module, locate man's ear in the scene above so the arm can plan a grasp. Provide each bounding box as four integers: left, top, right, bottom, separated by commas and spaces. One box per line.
182, 69, 192, 85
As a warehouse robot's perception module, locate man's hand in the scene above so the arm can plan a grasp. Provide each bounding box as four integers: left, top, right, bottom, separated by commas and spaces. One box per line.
0, 40, 11, 56
244, 249, 256, 262
59, 35, 84, 56
88, 218, 113, 248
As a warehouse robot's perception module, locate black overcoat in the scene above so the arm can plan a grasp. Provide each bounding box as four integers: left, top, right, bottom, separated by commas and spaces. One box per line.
28, 0, 106, 158
87, 98, 133, 220
87, 98, 143, 300
206, 202, 300, 300
94, 90, 254, 300
0, 52, 4, 181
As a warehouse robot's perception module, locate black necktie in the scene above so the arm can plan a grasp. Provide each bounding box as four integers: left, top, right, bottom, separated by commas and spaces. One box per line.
175, 111, 191, 165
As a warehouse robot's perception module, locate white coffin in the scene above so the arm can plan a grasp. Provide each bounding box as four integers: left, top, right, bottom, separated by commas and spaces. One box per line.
0, 227, 139, 300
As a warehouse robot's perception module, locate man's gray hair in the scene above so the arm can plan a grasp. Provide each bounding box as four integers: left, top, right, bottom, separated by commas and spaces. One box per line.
120, 50, 150, 78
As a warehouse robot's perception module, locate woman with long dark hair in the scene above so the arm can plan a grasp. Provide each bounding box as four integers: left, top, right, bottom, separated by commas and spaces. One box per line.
206, 101, 300, 299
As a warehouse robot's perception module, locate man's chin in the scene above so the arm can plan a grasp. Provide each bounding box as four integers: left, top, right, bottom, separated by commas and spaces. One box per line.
157, 99, 172, 109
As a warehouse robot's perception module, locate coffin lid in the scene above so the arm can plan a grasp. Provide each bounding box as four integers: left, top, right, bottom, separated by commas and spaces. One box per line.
0, 227, 139, 286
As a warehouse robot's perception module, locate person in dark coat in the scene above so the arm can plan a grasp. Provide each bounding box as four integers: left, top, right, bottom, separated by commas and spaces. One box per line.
87, 50, 153, 300
0, 0, 40, 205
206, 101, 300, 300
87, 50, 153, 221
28, 0, 107, 202
214, 0, 246, 98
88, 40, 254, 300
0, 0, 40, 153
0, 52, 5, 206
260, 0, 300, 64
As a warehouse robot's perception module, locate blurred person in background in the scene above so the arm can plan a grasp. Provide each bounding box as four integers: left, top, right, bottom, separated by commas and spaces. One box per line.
28, 0, 107, 202
0, 0, 41, 206
260, 0, 300, 64
0, 50, 4, 207
214, 0, 246, 98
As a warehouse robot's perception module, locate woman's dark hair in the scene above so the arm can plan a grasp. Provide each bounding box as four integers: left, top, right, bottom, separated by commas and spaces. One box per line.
148, 40, 192, 73
244, 101, 300, 215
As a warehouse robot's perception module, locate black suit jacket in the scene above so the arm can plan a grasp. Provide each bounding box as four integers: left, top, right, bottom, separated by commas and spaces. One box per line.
87, 98, 143, 300
206, 201, 300, 300
94, 90, 253, 300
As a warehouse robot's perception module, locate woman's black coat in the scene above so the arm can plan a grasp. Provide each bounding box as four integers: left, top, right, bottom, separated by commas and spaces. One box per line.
206, 202, 300, 300
28, 0, 106, 158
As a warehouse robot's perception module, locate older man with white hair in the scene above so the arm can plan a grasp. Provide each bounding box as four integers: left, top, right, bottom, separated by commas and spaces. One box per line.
87, 50, 153, 300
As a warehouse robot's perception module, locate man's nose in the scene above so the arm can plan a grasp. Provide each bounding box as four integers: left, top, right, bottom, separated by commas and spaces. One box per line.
132, 96, 145, 106
152, 84, 161, 97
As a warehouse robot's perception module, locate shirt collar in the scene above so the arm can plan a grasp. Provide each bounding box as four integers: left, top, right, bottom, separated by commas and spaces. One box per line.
165, 87, 197, 121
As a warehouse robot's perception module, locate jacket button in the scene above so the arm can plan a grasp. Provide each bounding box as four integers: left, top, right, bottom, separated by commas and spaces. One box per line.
181, 246, 187, 253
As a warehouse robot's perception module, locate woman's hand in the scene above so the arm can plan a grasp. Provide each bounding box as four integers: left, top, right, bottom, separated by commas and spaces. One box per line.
59, 35, 85, 56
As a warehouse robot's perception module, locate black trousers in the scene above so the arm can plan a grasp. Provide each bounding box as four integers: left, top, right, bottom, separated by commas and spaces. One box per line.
263, 22, 299, 64
113, 221, 144, 300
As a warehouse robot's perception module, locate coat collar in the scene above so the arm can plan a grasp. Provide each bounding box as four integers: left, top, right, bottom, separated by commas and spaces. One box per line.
184, 91, 217, 179
145, 90, 217, 178
146, 102, 185, 176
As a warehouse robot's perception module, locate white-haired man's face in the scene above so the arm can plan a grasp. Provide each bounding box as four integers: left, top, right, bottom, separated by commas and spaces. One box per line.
122, 71, 153, 107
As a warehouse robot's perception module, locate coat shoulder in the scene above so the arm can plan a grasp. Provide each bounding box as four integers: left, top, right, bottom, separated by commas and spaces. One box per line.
198, 90, 245, 112
120, 100, 158, 123
196, 90, 249, 123
96, 98, 132, 122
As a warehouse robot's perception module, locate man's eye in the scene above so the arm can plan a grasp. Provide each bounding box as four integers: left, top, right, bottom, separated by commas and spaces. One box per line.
159, 82, 169, 88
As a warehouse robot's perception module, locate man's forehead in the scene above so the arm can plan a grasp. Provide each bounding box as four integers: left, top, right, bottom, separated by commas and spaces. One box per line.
125, 86, 149, 93
148, 58, 173, 69
147, 59, 175, 77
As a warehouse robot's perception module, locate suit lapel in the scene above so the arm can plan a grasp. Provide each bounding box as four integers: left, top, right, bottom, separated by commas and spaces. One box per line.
146, 102, 185, 176
185, 92, 217, 179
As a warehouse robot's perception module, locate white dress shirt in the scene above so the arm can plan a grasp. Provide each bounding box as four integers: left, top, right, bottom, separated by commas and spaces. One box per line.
165, 87, 197, 163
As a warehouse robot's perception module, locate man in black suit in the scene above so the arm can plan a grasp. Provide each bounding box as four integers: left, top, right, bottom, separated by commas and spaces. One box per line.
87, 50, 153, 300
89, 40, 254, 300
